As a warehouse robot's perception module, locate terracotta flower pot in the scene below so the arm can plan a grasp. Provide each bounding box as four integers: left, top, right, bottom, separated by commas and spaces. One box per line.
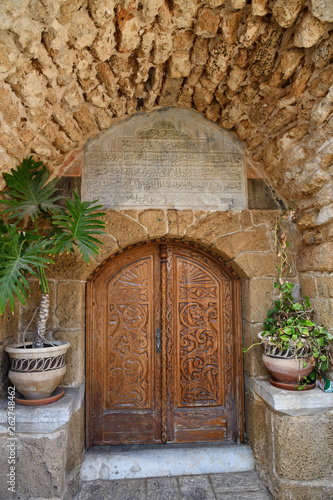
262, 354, 314, 383
5, 341, 70, 400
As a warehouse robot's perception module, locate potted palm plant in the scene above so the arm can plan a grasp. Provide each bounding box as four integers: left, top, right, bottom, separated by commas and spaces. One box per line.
0, 157, 105, 401
244, 208, 333, 390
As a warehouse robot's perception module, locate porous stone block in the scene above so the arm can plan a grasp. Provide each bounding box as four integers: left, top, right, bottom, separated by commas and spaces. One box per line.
310, 297, 333, 329
310, 0, 333, 22
95, 235, 119, 263
139, 210, 168, 238
0, 428, 66, 499
273, 410, 333, 480
57, 282, 85, 330
0, 31, 20, 73
242, 320, 269, 378
73, 105, 98, 135
0, 386, 84, 499
54, 329, 85, 386
250, 210, 281, 226
298, 242, 333, 272
294, 11, 328, 48
88, 0, 115, 27
68, 10, 98, 50
104, 210, 148, 248
316, 275, 333, 298
278, 482, 333, 500
316, 202, 333, 226
246, 376, 333, 498
167, 210, 194, 237
195, 7, 220, 38
241, 278, 273, 323
249, 21, 283, 77
272, 0, 306, 28
299, 274, 317, 297
244, 390, 273, 483
185, 212, 241, 246
251, 0, 268, 17
66, 406, 84, 475
231, 252, 276, 279
0, 301, 19, 343
212, 228, 271, 261
49, 251, 94, 281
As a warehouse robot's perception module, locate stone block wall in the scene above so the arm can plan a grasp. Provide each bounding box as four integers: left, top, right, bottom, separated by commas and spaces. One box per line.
0, 386, 85, 500
245, 379, 333, 500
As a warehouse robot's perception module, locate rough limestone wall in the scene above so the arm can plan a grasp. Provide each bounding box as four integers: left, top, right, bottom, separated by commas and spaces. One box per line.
0, 1, 332, 210
245, 387, 333, 499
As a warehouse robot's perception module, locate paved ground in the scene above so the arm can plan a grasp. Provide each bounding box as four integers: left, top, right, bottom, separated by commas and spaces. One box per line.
77, 471, 272, 499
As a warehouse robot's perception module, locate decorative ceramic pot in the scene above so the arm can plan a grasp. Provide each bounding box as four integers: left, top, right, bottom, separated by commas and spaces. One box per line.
5, 341, 70, 400
258, 333, 315, 389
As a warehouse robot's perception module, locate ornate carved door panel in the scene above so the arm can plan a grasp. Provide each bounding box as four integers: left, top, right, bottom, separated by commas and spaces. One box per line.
87, 242, 243, 447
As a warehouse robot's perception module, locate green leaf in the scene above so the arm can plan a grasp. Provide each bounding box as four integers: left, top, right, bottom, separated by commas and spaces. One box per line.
281, 335, 290, 342
318, 337, 325, 347
320, 355, 327, 361
304, 295, 311, 308
0, 224, 53, 314
0, 157, 62, 221
303, 320, 315, 326
297, 340, 303, 349
52, 192, 106, 263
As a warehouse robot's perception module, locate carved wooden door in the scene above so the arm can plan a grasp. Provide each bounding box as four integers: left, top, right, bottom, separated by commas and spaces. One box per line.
86, 242, 243, 447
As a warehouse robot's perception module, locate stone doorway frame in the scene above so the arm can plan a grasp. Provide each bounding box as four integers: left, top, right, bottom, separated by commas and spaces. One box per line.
85, 238, 244, 448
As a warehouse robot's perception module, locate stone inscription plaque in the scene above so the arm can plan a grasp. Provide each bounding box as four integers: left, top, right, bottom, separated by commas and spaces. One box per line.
82, 108, 246, 210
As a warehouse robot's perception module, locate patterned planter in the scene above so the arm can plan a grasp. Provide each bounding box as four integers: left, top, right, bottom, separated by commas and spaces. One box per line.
5, 341, 70, 400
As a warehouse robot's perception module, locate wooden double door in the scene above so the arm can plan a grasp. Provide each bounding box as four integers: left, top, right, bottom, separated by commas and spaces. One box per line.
86, 241, 243, 447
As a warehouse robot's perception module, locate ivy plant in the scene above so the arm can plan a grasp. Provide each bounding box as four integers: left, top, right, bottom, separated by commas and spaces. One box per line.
261, 280, 333, 376
243, 207, 333, 382
0, 157, 106, 348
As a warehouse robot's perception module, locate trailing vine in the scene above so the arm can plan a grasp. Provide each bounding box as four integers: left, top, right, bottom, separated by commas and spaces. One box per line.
243, 206, 333, 384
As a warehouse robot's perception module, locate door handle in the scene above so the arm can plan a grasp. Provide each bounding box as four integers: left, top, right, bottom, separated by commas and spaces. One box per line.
155, 328, 161, 354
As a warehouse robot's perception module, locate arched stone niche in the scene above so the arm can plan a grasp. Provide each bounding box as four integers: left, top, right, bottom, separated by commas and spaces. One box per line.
82, 107, 246, 211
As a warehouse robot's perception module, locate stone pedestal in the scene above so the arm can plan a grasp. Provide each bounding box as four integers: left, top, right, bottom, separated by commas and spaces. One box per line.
245, 376, 333, 499
0, 385, 84, 500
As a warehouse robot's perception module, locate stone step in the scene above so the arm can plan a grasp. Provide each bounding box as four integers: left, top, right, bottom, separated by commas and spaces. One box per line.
81, 443, 255, 482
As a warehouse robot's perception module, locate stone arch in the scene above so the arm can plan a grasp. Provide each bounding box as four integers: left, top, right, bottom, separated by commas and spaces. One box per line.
1, 1, 333, 242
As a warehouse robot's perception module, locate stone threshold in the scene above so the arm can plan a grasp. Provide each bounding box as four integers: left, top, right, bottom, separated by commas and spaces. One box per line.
246, 375, 333, 416
81, 442, 255, 481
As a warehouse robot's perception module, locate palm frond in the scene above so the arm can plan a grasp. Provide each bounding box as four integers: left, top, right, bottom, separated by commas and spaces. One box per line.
0, 156, 63, 221
0, 225, 54, 314
52, 192, 106, 263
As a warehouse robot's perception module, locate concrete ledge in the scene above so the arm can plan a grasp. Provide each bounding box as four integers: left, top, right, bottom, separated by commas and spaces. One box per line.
0, 384, 84, 433
81, 444, 255, 481
245, 375, 333, 415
